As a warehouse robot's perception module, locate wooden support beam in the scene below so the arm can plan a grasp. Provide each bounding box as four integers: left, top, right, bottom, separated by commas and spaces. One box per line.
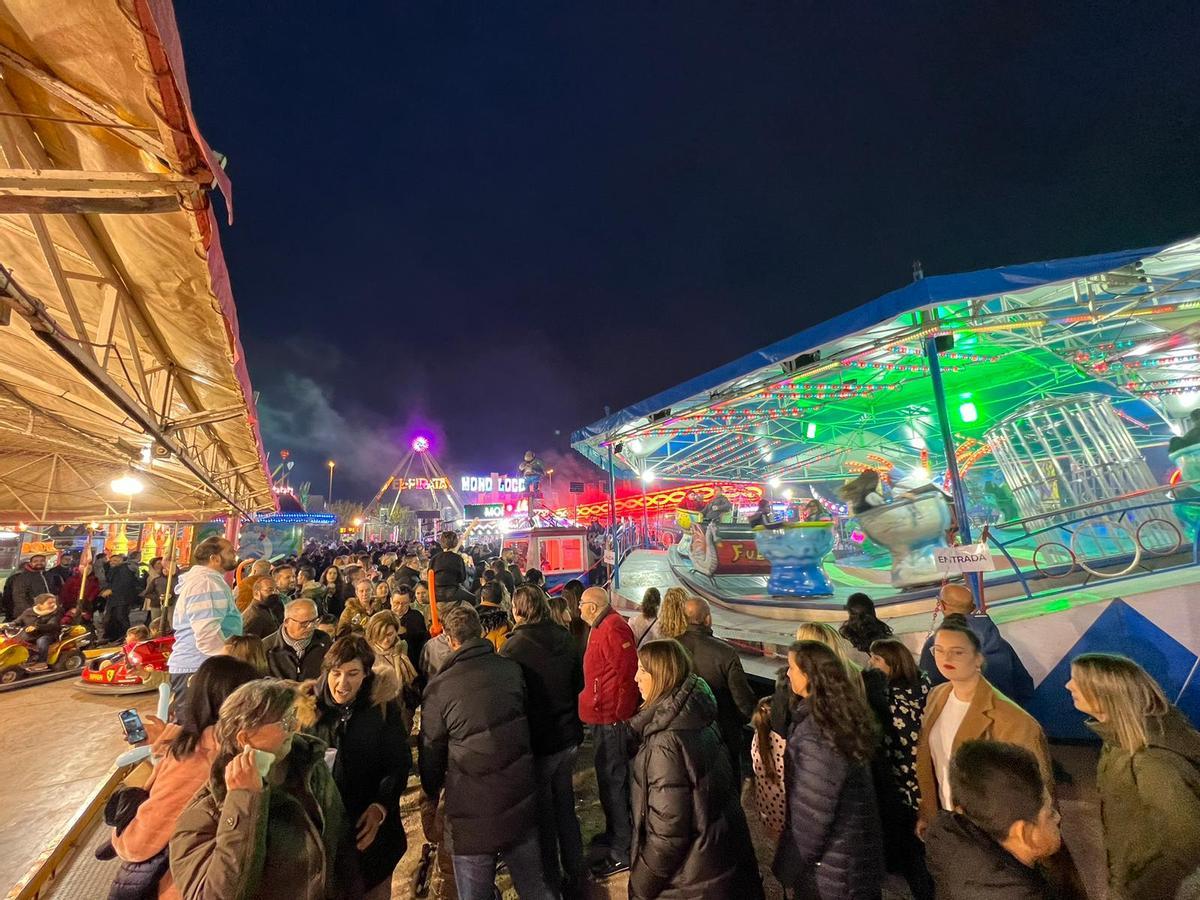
0, 194, 179, 214
0, 167, 194, 194
0, 44, 167, 161
0, 168, 189, 214
29, 214, 91, 358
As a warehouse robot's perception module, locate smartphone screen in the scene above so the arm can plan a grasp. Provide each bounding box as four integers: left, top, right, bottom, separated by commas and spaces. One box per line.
119, 708, 146, 743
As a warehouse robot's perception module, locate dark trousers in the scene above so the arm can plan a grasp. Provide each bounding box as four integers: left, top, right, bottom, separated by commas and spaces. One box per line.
592, 723, 632, 864
104, 601, 130, 642
535, 745, 586, 885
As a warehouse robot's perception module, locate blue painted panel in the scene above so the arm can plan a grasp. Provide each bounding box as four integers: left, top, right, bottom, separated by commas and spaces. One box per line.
1026, 598, 1199, 740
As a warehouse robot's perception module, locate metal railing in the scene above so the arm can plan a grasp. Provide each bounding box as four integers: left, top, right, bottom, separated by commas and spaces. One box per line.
985, 489, 1200, 600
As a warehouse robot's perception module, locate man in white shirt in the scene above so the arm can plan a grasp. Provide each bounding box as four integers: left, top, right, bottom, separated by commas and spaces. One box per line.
167, 536, 240, 708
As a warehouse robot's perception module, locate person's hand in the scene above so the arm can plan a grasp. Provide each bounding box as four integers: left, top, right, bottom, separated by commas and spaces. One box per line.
142, 714, 166, 745
915, 817, 928, 842
356, 803, 386, 850
224, 746, 263, 794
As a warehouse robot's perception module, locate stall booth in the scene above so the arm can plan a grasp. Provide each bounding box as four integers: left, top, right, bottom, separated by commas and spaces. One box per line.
503, 525, 593, 593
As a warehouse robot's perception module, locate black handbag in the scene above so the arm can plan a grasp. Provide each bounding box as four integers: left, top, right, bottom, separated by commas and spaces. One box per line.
94, 784, 171, 900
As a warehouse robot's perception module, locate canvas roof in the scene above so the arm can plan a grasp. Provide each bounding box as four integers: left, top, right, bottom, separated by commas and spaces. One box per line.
0, 0, 273, 522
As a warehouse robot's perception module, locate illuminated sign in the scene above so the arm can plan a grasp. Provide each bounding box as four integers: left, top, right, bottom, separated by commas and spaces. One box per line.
460, 474, 527, 494
398, 477, 449, 491
570, 482, 764, 520
464, 503, 508, 519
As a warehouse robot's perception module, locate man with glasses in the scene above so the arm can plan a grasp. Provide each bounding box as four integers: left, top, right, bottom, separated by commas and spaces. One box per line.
263, 597, 331, 680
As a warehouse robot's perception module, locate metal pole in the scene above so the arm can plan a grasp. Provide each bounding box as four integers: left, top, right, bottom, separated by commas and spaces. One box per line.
923, 313, 979, 606
328, 464, 334, 503
640, 474, 650, 549
607, 443, 620, 589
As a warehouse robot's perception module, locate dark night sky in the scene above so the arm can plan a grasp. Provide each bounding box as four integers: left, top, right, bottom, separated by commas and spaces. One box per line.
173, 2, 1200, 501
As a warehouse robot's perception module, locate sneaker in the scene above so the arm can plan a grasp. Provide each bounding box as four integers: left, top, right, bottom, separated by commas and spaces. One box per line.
589, 855, 629, 880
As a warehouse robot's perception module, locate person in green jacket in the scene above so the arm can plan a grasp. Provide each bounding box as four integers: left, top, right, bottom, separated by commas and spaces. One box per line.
170, 678, 363, 900
1067, 653, 1200, 900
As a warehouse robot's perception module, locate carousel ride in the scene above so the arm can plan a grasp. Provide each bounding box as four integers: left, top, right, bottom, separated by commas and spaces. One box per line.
574, 235, 1200, 632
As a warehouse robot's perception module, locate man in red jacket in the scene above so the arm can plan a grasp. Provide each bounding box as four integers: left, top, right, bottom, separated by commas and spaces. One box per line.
578, 586, 638, 879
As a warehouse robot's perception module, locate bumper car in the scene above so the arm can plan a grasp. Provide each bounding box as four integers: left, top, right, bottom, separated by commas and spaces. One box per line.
77, 635, 174, 694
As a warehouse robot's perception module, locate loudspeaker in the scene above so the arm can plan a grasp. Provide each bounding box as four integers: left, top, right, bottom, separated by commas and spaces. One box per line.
934, 334, 955, 353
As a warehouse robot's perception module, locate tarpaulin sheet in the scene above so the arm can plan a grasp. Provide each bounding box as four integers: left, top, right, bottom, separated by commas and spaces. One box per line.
0, 0, 272, 519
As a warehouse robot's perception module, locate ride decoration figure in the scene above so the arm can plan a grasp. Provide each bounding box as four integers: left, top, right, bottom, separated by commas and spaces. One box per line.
518, 451, 546, 495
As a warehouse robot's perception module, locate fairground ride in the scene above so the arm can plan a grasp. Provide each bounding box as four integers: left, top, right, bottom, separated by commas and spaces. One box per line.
575, 233, 1200, 739
367, 434, 463, 525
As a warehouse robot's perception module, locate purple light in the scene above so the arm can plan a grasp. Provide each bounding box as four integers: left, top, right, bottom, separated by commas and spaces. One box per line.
411, 435, 430, 453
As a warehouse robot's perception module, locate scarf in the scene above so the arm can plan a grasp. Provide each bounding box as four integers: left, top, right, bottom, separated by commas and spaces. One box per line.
280, 626, 314, 656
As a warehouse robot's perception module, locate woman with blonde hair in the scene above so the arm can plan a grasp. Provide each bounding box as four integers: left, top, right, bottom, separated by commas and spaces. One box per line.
797, 620, 868, 670
1068, 653, 1200, 899
656, 586, 689, 639
221, 634, 268, 675
364, 610, 420, 730
628, 640, 762, 898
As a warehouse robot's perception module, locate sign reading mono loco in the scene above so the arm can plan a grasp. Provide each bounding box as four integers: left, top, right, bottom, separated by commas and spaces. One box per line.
460, 474, 527, 493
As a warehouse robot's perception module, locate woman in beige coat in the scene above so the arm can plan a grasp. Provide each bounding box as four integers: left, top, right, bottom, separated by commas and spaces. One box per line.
915, 620, 1051, 835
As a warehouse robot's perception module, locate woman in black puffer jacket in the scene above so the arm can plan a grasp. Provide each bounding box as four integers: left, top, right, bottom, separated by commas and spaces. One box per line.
627, 639, 763, 900
773, 639, 885, 900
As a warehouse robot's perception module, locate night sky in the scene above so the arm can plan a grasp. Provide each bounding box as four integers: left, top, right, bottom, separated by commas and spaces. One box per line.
173, 2, 1200, 501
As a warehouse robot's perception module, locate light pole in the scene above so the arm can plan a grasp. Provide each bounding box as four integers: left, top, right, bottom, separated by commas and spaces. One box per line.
327, 460, 336, 503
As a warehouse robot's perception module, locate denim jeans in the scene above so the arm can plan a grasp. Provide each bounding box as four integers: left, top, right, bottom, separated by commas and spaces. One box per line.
535, 745, 585, 884
168, 672, 193, 719
592, 724, 632, 864
452, 829, 557, 900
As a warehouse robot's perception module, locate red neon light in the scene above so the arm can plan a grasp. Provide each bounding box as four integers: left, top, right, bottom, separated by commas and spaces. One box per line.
569, 481, 764, 521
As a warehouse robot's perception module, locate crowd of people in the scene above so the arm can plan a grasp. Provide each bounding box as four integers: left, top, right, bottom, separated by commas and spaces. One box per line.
8, 530, 1200, 899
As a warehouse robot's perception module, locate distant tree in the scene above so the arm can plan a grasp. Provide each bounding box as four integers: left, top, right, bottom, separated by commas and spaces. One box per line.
327, 499, 367, 526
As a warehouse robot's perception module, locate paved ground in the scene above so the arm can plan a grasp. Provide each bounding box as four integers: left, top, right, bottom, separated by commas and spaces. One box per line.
0, 678, 157, 893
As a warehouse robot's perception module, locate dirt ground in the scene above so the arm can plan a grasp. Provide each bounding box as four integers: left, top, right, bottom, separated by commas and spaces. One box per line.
387, 735, 1106, 900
